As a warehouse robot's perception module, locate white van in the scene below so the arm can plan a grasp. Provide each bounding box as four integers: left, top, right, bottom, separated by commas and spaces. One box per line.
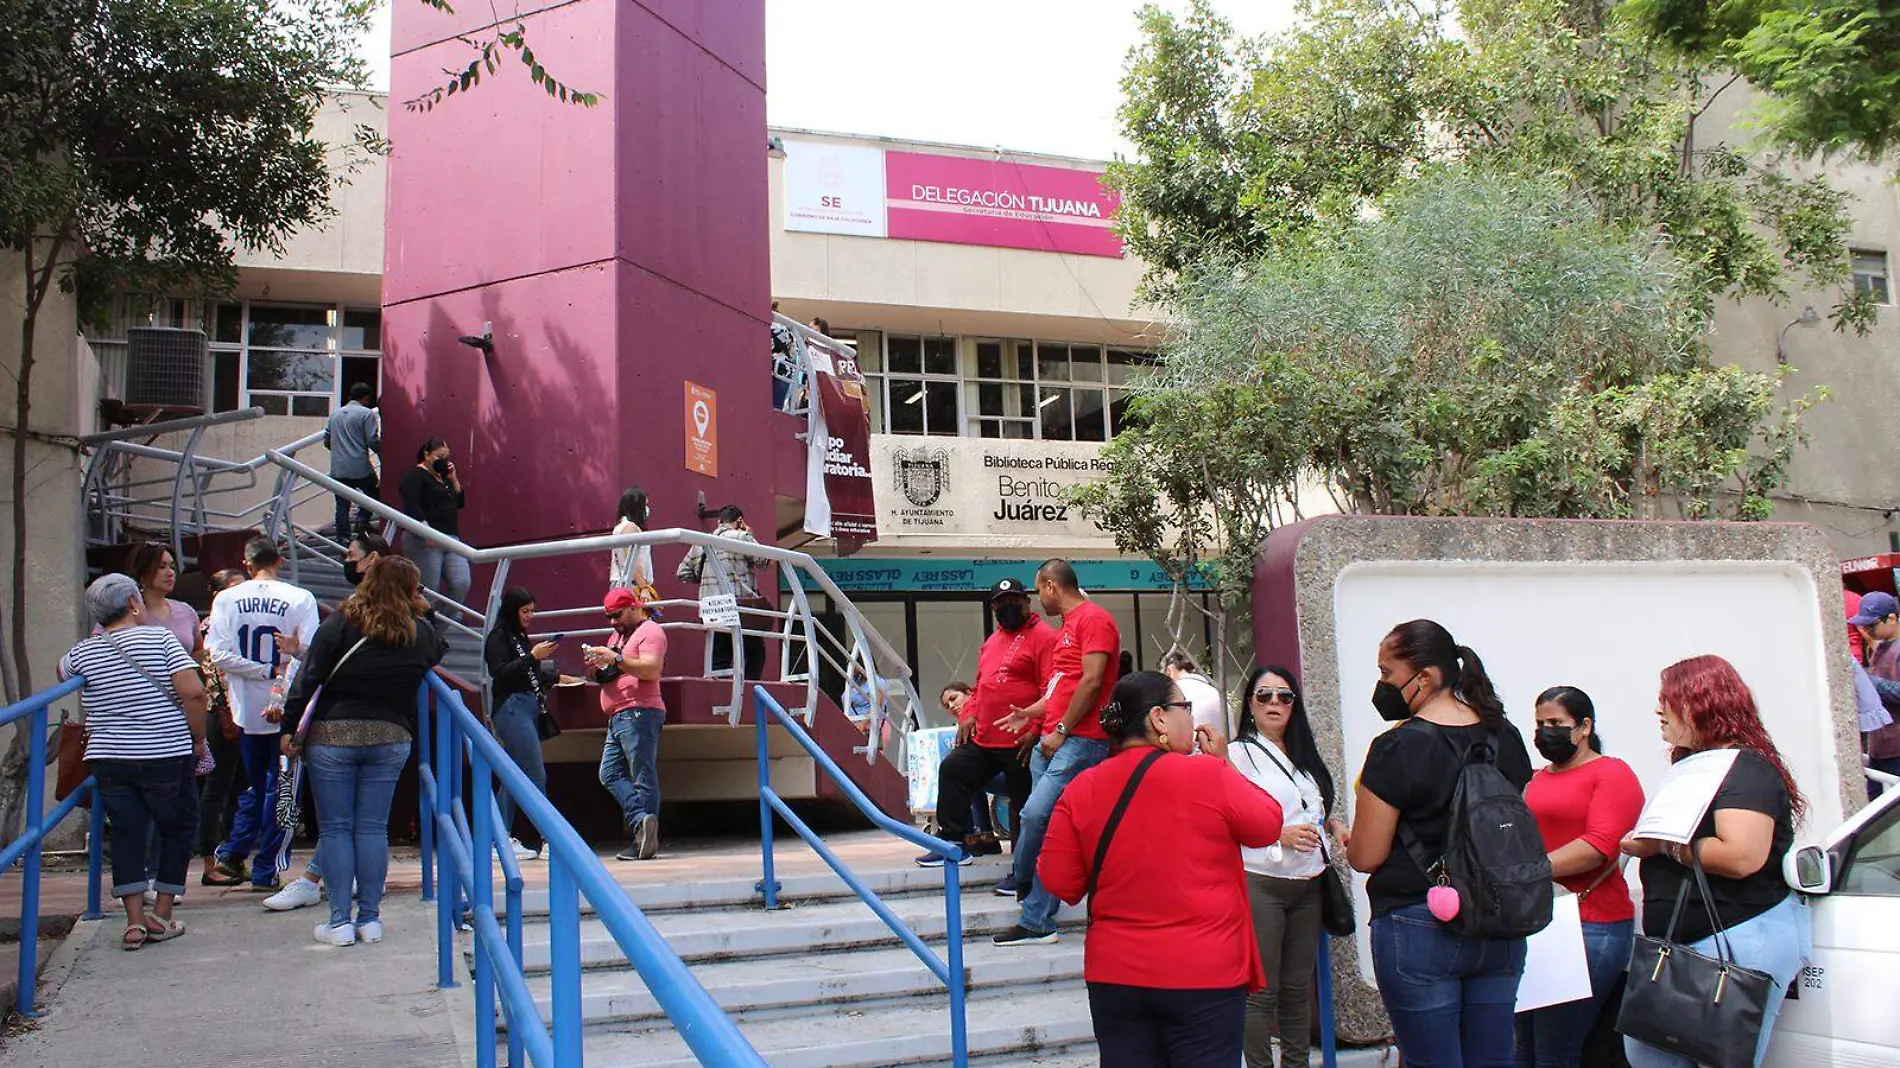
1768, 771, 1900, 1066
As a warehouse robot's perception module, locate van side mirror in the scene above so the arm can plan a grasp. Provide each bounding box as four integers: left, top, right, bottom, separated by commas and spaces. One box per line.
1786, 845, 1831, 894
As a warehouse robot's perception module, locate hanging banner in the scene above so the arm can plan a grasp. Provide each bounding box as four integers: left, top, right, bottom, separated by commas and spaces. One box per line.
802, 333, 878, 552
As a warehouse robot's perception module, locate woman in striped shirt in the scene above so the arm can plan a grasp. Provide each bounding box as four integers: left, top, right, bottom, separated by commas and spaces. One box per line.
61, 574, 210, 950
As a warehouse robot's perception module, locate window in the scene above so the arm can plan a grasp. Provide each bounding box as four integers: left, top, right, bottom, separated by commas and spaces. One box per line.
966, 339, 1144, 441
1853, 249, 1891, 305
879, 335, 962, 436
1838, 800, 1900, 896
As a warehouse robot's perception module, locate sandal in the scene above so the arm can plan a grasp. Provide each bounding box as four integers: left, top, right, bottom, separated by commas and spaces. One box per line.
122, 925, 148, 951
201, 861, 245, 887
143, 916, 186, 943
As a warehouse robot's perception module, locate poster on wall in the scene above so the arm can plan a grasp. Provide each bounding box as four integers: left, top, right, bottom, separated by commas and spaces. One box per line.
802, 334, 878, 553
781, 140, 1123, 258
683, 381, 718, 476
868, 435, 1118, 549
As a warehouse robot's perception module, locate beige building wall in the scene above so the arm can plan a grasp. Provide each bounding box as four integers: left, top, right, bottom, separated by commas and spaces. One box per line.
1700, 88, 1900, 556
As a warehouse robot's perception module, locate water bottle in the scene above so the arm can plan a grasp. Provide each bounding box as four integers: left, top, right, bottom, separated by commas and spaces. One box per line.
265, 672, 289, 721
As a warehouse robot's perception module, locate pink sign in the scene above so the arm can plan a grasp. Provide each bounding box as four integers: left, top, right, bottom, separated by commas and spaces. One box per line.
884, 151, 1123, 258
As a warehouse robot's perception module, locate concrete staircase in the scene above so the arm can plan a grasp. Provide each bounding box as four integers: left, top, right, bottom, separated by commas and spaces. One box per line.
494, 855, 1098, 1066
287, 533, 486, 686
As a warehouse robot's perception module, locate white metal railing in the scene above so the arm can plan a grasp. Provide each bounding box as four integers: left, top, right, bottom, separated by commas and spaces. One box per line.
74, 420, 922, 765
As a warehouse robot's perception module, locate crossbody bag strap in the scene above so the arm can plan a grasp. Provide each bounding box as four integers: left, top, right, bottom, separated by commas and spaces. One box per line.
1086, 749, 1167, 909
1575, 856, 1623, 902
1245, 738, 1332, 863
293, 636, 370, 738
102, 630, 183, 713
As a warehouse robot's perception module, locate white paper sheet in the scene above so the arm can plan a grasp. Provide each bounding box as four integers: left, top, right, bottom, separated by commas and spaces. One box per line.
1630, 748, 1740, 845
1515, 892, 1593, 1013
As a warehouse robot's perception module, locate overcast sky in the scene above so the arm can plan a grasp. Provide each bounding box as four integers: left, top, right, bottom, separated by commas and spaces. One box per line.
359, 0, 1295, 160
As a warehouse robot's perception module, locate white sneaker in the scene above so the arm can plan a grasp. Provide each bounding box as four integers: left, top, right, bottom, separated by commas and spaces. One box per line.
312, 921, 356, 947
508, 838, 538, 861
263, 878, 322, 912
355, 920, 385, 944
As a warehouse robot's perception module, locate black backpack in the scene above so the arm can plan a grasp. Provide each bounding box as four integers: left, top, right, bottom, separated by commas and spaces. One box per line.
1395, 719, 1553, 940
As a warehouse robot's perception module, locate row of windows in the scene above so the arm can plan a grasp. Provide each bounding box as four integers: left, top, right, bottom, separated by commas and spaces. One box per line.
831, 331, 1151, 441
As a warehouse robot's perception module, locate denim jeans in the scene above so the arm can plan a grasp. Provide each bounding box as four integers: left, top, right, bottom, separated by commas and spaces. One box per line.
94, 757, 199, 898
1012, 735, 1110, 934
492, 692, 548, 846
411, 542, 471, 609
1372, 902, 1528, 1067
1623, 893, 1812, 1068
218, 732, 289, 887
1515, 918, 1634, 1068
308, 741, 411, 927
332, 473, 378, 538
600, 708, 662, 826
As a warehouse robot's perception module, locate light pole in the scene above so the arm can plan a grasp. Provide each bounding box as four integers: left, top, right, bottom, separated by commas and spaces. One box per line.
1776, 305, 1820, 364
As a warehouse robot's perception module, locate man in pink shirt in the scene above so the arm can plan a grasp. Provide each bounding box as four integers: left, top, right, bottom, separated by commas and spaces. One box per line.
587, 589, 668, 860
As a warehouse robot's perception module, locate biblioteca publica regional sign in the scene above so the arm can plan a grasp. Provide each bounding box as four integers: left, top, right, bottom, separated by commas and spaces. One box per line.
870, 436, 1117, 548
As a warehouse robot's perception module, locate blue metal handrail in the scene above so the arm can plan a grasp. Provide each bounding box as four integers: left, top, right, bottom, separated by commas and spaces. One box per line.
419, 674, 765, 1068
752, 686, 969, 1066
0, 676, 104, 1017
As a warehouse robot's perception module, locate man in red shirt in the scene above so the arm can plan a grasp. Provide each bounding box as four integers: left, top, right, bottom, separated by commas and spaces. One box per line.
993, 558, 1121, 947
916, 577, 1053, 871
587, 589, 668, 861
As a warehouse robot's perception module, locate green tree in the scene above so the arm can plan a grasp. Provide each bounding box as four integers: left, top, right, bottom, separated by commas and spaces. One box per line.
1623, 0, 1900, 159
1109, 0, 1874, 331
1074, 169, 1822, 649
0, 0, 372, 838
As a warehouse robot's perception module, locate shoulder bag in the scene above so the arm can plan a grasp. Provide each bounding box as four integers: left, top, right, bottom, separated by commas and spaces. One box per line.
102, 630, 213, 776
1244, 738, 1356, 937
275, 636, 369, 833
1085, 749, 1167, 920
1616, 842, 1775, 1068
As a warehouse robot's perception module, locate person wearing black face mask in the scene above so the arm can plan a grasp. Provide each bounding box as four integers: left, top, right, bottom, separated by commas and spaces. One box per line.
398, 435, 469, 610
341, 533, 391, 588
915, 578, 1054, 870
1518, 686, 1645, 1068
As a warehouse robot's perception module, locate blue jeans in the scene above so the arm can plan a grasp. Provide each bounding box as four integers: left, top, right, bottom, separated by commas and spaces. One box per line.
600, 707, 662, 826
411, 542, 471, 609
493, 692, 548, 845
1372, 902, 1528, 1067
94, 757, 199, 898
1514, 918, 1634, 1068
1012, 736, 1110, 934
307, 741, 411, 927
1623, 893, 1812, 1068
218, 732, 289, 887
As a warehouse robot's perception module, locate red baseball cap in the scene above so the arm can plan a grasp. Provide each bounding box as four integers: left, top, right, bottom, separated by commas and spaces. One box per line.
603, 589, 638, 613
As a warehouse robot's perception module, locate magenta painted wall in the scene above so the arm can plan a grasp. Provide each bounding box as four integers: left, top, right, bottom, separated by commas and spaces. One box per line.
383, 0, 777, 618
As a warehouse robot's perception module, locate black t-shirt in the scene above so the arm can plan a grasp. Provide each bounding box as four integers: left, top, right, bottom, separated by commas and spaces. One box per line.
1361, 718, 1534, 917
399, 466, 465, 537
1638, 748, 1793, 945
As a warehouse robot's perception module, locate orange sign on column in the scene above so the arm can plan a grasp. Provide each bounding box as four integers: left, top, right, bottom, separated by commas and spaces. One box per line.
684, 381, 718, 476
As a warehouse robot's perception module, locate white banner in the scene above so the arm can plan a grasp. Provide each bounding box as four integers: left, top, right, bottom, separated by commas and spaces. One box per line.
783, 140, 887, 238
870, 434, 1117, 551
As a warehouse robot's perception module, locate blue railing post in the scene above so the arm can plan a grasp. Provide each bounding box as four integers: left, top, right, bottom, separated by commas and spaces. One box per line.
472, 750, 497, 1068
1318, 937, 1339, 1068
943, 863, 968, 1067
548, 854, 583, 1066
505, 858, 524, 1068
83, 792, 105, 920
432, 685, 458, 989
417, 686, 434, 902
16, 703, 47, 1017
755, 688, 778, 909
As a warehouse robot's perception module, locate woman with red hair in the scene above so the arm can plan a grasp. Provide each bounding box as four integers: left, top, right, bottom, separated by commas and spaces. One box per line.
1619, 655, 1812, 1068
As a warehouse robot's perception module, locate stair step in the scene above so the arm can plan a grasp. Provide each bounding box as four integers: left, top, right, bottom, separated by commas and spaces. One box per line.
515, 938, 1086, 1025
505, 890, 1082, 973
575, 987, 1095, 1068
511, 857, 1016, 918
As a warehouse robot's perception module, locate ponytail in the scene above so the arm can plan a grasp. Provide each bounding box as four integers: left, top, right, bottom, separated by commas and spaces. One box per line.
1454, 645, 1507, 730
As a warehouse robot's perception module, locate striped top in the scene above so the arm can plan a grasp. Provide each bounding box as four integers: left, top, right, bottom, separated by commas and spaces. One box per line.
60, 627, 198, 762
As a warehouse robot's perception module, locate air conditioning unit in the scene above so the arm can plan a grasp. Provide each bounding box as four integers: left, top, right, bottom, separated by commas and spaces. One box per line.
123, 326, 207, 413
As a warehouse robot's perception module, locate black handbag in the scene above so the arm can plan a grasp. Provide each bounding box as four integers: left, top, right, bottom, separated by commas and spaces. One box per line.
510, 632, 561, 741
1243, 738, 1356, 937
1616, 845, 1776, 1068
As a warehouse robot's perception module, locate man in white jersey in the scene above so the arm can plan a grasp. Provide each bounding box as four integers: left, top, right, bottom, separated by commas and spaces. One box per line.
205, 537, 320, 890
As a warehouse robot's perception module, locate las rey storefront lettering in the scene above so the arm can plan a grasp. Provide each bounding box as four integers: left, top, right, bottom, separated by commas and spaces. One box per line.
869, 435, 1117, 550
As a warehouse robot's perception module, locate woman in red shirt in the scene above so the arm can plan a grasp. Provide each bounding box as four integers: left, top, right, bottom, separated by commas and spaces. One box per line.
1039, 671, 1283, 1067
1516, 686, 1645, 1068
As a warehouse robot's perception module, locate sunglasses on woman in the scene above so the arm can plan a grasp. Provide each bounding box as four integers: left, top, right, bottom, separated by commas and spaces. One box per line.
1252, 688, 1296, 705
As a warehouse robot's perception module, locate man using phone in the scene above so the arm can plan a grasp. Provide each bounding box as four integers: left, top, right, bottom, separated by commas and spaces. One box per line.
588, 589, 667, 860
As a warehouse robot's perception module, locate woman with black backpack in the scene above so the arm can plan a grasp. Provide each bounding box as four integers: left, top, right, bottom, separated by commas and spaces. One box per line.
1346, 619, 1537, 1067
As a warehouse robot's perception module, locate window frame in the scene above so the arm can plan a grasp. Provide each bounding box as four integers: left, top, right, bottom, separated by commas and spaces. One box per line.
1852, 247, 1892, 306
